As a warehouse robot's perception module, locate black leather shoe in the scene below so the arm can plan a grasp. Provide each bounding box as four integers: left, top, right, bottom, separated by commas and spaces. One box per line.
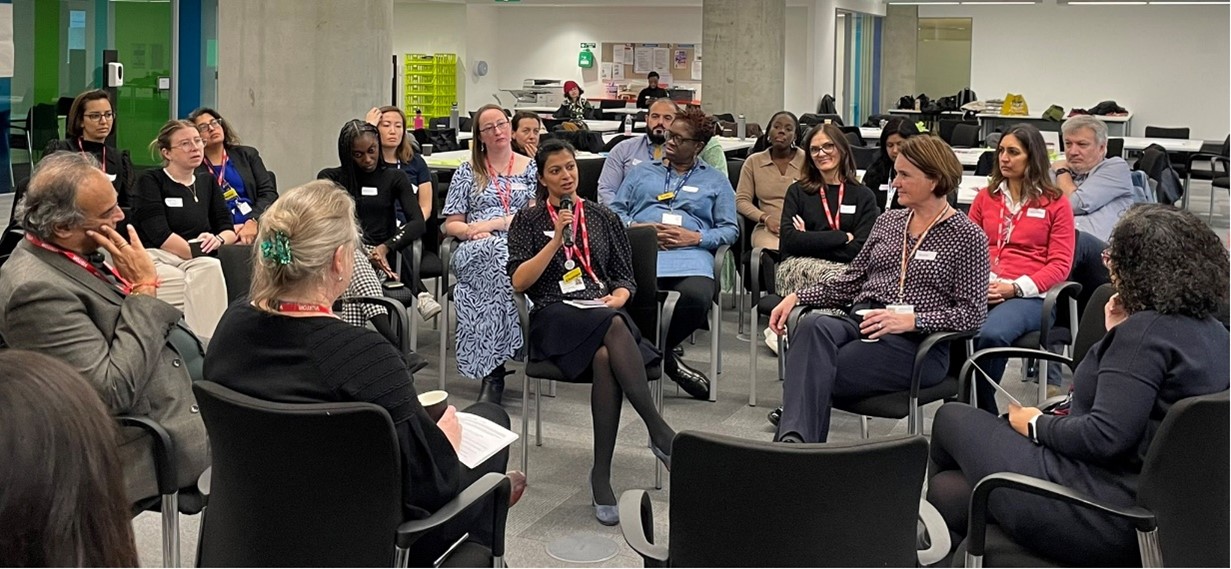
767, 406, 782, 427
477, 367, 508, 405
673, 345, 685, 358
665, 355, 710, 400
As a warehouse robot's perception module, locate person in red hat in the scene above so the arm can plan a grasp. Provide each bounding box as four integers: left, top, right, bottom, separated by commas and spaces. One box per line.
554, 80, 593, 126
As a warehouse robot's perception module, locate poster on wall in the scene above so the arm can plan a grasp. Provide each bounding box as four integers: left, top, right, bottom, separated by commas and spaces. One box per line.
633, 47, 652, 74
600, 62, 613, 80
612, 46, 625, 65
652, 48, 669, 73
612, 64, 624, 80
673, 49, 687, 69
691, 61, 702, 81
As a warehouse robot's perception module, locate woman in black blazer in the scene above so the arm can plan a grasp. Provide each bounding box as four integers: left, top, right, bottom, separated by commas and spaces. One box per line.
188, 107, 279, 245
43, 90, 135, 206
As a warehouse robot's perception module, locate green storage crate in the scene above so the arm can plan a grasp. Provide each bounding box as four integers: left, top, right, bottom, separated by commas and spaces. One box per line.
433, 53, 457, 64
406, 83, 433, 94
406, 73, 435, 85
407, 94, 435, 108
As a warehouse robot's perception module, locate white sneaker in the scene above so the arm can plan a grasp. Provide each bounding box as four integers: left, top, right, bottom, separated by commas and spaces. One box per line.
417, 292, 442, 320
763, 326, 779, 356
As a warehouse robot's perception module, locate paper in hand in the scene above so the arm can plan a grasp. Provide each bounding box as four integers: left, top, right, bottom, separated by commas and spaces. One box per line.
971, 361, 1022, 407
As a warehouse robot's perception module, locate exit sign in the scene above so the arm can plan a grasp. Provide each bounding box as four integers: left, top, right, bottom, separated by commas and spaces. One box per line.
580, 42, 597, 49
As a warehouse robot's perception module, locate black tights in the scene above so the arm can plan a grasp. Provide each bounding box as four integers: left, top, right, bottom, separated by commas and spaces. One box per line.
589, 316, 674, 505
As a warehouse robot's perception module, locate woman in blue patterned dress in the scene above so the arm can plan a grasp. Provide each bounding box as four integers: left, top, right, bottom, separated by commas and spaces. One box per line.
443, 104, 538, 404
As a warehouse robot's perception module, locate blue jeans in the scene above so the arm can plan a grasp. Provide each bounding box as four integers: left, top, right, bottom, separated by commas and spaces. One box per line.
973, 298, 1046, 413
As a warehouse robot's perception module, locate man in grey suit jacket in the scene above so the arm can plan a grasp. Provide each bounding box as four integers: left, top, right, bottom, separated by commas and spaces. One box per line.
0, 152, 208, 503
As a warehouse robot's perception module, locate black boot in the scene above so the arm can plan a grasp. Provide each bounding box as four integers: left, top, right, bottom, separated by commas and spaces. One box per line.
665, 354, 710, 400
477, 365, 508, 405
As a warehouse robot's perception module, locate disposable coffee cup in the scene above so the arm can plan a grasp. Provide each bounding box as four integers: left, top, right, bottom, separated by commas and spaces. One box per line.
854, 309, 878, 343
418, 390, 449, 422
421, 143, 433, 156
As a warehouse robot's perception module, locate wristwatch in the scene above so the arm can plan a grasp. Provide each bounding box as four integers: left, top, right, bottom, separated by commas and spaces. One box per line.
1011, 282, 1023, 298
1027, 414, 1042, 445
1055, 167, 1072, 177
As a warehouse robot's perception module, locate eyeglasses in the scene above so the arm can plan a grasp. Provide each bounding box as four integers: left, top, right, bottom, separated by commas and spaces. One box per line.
173, 137, 206, 152
84, 112, 115, 123
478, 120, 510, 135
666, 133, 700, 145
809, 143, 838, 156
195, 119, 222, 132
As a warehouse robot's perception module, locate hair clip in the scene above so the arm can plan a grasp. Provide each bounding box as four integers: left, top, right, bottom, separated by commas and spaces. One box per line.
260, 230, 293, 266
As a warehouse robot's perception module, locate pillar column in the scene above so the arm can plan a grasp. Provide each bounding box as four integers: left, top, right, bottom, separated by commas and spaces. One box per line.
701, 0, 786, 126
879, 5, 917, 113
217, 0, 392, 189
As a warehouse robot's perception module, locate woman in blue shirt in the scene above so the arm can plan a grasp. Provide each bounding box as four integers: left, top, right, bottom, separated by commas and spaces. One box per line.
188, 107, 279, 245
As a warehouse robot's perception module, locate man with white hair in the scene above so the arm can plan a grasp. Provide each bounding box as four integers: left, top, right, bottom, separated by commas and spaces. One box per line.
1052, 115, 1134, 242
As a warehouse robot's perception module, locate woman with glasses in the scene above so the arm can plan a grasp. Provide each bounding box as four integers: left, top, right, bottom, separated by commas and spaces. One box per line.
967, 124, 1075, 413
132, 120, 233, 340
44, 90, 135, 206
927, 205, 1229, 566
442, 104, 537, 405
187, 107, 279, 246
767, 135, 988, 443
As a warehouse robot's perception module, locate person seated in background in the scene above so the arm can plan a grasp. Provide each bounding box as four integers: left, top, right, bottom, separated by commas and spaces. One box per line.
968, 124, 1075, 411
636, 71, 670, 109
768, 135, 987, 443
188, 107, 279, 245
204, 180, 525, 566
510, 110, 542, 158
44, 89, 135, 207
736, 111, 804, 252
554, 80, 593, 126
697, 116, 730, 177
364, 105, 442, 321
598, 100, 727, 204
318, 120, 428, 338
1052, 115, 1133, 243
927, 204, 1230, 567
0, 152, 209, 508
442, 104, 538, 405
609, 106, 739, 401
0, 350, 139, 567
860, 116, 928, 210
507, 140, 674, 526
132, 120, 233, 341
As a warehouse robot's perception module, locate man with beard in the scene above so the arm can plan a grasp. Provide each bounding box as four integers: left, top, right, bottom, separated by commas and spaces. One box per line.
598, 99, 679, 205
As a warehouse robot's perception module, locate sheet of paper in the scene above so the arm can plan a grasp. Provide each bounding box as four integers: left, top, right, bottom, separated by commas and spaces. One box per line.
633, 47, 652, 74
455, 412, 519, 469
622, 45, 634, 66
600, 62, 613, 80
612, 45, 625, 65
564, 299, 609, 309
970, 362, 1022, 407
652, 48, 669, 73
611, 64, 624, 80
691, 60, 702, 81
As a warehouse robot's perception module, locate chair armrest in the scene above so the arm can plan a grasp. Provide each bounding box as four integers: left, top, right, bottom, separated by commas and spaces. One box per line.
395, 472, 512, 556
917, 499, 951, 567
966, 472, 1156, 560
335, 295, 411, 354
712, 244, 731, 304
618, 489, 669, 565
1214, 156, 1229, 175
1037, 281, 1081, 350
749, 246, 766, 299
657, 290, 682, 354
785, 304, 813, 349
911, 330, 976, 401
957, 346, 1075, 404
513, 292, 531, 338
117, 415, 178, 496
440, 235, 458, 295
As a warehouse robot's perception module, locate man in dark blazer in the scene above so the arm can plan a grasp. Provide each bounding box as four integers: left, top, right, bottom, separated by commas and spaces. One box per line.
0, 152, 208, 503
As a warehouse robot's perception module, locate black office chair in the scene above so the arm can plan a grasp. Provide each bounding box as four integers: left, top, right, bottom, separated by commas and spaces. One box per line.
974, 151, 996, 176
1184, 135, 1229, 220
783, 305, 975, 438
575, 156, 605, 202
428, 116, 451, 131
122, 415, 208, 569
951, 123, 982, 148
1143, 125, 1194, 179
427, 128, 461, 152
939, 119, 979, 146
1010, 281, 1082, 405
840, 125, 865, 147
512, 226, 679, 487
1106, 137, 1125, 159
602, 134, 636, 152
216, 244, 252, 304
192, 381, 511, 568
959, 390, 1229, 568
619, 431, 949, 567
852, 146, 878, 170
1136, 145, 1184, 206
746, 220, 785, 407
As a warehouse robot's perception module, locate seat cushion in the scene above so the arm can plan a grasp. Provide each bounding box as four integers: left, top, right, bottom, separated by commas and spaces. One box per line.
756, 294, 783, 316
834, 376, 958, 420
1213, 176, 1229, 189
382, 285, 415, 307
419, 251, 443, 279
952, 524, 1065, 568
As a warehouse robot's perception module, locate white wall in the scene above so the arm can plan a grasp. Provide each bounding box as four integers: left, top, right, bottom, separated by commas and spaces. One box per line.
392, 2, 467, 107
919, 1, 1230, 140
783, 5, 812, 118
915, 38, 970, 97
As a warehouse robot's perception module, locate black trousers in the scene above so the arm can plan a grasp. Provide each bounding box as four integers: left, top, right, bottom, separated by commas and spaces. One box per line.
658, 276, 714, 351
407, 401, 510, 566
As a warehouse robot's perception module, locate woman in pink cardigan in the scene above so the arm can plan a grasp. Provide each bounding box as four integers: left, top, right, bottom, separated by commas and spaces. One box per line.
968, 124, 1075, 413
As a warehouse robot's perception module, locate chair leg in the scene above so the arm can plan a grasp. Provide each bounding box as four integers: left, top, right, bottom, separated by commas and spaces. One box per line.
521, 369, 530, 473
1038, 350, 1050, 404
1137, 528, 1163, 568
859, 416, 870, 439
395, 545, 411, 568
535, 377, 543, 447
161, 492, 180, 568
709, 302, 719, 401
749, 305, 758, 406
439, 298, 449, 391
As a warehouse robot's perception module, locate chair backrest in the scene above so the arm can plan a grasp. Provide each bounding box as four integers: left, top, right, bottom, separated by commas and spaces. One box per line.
193, 381, 403, 567
428, 116, 450, 131
30, 103, 59, 159
1137, 390, 1230, 568
1072, 283, 1114, 365
625, 226, 661, 345
601, 134, 635, 153
667, 431, 928, 567
938, 119, 978, 145
1105, 137, 1125, 159
427, 128, 461, 152
599, 100, 626, 110
1135, 144, 1184, 205
974, 151, 996, 176
1144, 126, 1190, 140
852, 146, 878, 170
216, 244, 253, 303
575, 157, 605, 202
952, 123, 982, 148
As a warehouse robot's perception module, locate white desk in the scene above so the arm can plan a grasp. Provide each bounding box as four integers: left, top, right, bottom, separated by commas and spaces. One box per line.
715, 136, 756, 153
952, 147, 993, 167
512, 105, 559, 113
1114, 136, 1204, 153
857, 170, 986, 205
603, 107, 642, 116
977, 112, 1133, 139
860, 127, 882, 141
424, 149, 604, 171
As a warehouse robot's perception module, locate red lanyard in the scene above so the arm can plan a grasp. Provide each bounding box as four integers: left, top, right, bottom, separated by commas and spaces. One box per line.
818, 182, 845, 231
992, 191, 1029, 271
276, 301, 335, 316
546, 199, 599, 284
26, 233, 132, 292
486, 153, 516, 217
204, 149, 229, 189
77, 138, 106, 175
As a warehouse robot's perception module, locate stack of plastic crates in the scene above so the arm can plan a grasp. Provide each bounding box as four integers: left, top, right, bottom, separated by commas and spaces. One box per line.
430, 53, 458, 120
404, 53, 458, 122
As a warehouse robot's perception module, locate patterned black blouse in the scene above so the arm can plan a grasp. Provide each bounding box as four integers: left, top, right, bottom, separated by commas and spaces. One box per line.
507, 199, 636, 313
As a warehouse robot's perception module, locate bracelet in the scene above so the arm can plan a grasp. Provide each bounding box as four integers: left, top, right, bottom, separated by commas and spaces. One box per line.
125, 279, 162, 295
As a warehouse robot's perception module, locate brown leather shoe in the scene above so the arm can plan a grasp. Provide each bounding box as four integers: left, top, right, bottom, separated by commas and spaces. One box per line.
506, 470, 527, 508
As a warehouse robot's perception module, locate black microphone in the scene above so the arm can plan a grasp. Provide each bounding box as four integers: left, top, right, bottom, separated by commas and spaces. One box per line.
560, 196, 574, 247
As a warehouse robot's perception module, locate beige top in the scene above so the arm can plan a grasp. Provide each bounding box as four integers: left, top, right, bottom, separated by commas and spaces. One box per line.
735, 147, 807, 227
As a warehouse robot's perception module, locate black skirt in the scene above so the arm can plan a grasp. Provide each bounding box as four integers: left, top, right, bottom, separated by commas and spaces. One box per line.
528, 302, 661, 381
